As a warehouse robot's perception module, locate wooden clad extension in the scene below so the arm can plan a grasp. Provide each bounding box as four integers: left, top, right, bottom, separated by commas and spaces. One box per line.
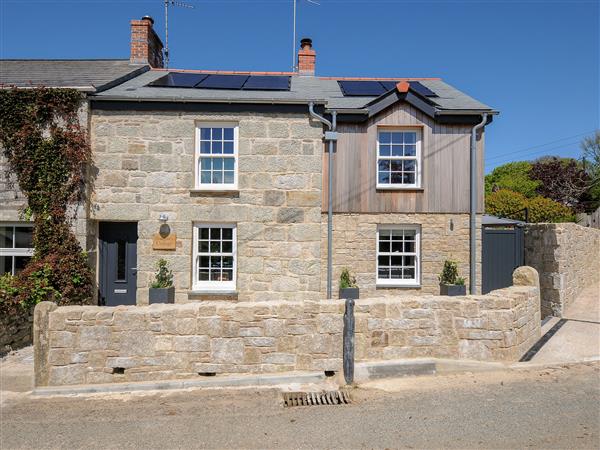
322, 102, 485, 214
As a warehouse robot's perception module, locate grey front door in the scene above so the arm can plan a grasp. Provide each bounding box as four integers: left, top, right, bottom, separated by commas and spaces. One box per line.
99, 222, 138, 306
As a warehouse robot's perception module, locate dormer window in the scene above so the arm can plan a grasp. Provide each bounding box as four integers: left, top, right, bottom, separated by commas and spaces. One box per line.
376, 128, 422, 189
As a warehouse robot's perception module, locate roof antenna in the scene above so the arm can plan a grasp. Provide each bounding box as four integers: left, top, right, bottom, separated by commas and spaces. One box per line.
292, 0, 320, 71
164, 0, 194, 69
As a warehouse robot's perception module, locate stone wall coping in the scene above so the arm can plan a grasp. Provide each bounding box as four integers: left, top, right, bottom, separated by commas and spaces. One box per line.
46, 285, 537, 315
528, 222, 600, 233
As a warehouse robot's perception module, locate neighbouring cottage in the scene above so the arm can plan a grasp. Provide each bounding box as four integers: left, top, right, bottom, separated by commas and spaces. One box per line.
1, 16, 497, 307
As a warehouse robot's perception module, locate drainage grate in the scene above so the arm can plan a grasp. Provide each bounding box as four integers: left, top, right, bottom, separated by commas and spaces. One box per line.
282, 390, 351, 407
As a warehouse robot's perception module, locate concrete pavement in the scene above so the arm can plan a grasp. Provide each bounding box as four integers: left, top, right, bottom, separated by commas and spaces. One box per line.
2, 362, 599, 449
532, 282, 600, 363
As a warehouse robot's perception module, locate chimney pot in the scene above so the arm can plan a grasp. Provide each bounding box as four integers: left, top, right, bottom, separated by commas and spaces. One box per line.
141, 15, 154, 25
300, 38, 312, 49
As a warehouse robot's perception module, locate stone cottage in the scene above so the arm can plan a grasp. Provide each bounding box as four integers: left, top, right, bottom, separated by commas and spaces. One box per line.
1, 16, 497, 306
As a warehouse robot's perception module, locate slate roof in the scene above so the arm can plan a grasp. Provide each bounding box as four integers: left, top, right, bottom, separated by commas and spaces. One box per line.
0, 59, 148, 92
92, 69, 497, 114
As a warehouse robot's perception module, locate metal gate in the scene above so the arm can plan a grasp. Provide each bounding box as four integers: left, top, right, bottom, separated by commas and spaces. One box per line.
482, 226, 524, 294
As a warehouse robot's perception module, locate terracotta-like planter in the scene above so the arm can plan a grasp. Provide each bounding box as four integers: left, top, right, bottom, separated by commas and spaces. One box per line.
339, 287, 359, 300
149, 287, 175, 304
440, 284, 466, 296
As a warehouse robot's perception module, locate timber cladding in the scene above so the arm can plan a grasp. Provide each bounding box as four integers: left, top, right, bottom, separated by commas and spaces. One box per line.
323, 102, 485, 214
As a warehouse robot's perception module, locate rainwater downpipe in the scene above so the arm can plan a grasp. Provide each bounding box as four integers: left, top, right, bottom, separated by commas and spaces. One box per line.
470, 113, 488, 295
309, 103, 337, 299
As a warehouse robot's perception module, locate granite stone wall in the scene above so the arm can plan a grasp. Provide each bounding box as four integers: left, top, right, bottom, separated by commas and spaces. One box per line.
322, 213, 482, 298
525, 223, 600, 318
34, 267, 540, 387
90, 110, 324, 304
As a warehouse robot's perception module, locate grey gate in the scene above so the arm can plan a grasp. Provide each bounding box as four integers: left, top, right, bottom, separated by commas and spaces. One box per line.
482, 226, 524, 294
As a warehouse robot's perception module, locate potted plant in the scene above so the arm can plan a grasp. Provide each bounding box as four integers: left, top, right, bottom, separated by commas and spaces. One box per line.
439, 259, 466, 296
339, 268, 359, 300
149, 258, 175, 304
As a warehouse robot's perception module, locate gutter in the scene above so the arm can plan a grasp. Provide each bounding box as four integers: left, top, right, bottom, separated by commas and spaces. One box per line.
470, 113, 488, 294
309, 102, 337, 300
89, 95, 329, 105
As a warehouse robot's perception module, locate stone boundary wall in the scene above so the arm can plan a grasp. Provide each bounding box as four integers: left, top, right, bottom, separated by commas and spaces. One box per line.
525, 223, 600, 318
34, 268, 540, 387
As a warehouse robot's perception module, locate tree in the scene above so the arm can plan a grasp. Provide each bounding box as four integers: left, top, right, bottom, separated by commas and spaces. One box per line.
581, 131, 600, 174
485, 161, 540, 198
581, 131, 600, 207
530, 157, 592, 212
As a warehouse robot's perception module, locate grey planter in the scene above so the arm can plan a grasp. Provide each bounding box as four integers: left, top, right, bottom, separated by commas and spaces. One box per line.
339, 287, 359, 300
440, 284, 467, 296
149, 287, 175, 304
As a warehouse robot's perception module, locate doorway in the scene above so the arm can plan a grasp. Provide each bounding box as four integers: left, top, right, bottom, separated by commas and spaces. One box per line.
99, 222, 138, 306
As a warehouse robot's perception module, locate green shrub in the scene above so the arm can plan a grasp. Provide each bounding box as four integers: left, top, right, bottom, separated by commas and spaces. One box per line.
151, 259, 174, 289
0, 273, 18, 302
439, 260, 462, 285
486, 188, 575, 223
527, 196, 575, 223
485, 189, 528, 220
339, 268, 357, 289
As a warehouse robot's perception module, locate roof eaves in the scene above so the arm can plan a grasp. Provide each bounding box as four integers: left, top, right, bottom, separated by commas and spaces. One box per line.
0, 84, 96, 92
436, 108, 499, 115
90, 95, 328, 105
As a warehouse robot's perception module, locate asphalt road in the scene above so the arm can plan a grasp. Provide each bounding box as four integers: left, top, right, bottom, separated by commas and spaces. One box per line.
2, 362, 599, 449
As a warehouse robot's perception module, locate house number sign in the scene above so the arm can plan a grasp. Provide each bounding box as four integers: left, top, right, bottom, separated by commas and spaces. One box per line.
152, 232, 177, 250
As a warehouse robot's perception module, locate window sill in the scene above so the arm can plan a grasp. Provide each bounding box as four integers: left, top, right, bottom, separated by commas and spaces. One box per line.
376, 187, 424, 192
190, 189, 239, 198
187, 290, 238, 300
376, 283, 421, 289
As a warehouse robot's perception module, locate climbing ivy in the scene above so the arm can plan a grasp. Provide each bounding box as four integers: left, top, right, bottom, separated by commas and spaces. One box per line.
0, 87, 93, 309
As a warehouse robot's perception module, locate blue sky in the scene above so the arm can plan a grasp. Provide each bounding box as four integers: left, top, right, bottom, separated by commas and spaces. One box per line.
1, 0, 598, 172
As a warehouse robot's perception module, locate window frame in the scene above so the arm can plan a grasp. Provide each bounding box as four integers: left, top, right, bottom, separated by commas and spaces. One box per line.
0, 223, 34, 276
375, 224, 421, 287
375, 127, 422, 190
192, 223, 237, 292
195, 122, 239, 191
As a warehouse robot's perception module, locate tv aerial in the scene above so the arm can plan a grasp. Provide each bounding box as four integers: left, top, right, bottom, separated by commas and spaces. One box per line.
292, 0, 320, 71
164, 0, 195, 69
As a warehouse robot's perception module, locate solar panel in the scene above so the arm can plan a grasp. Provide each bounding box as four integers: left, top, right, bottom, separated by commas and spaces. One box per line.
379, 81, 398, 91
243, 75, 290, 91
148, 72, 208, 88
338, 80, 387, 96
196, 74, 249, 90
338, 80, 439, 98
409, 81, 437, 97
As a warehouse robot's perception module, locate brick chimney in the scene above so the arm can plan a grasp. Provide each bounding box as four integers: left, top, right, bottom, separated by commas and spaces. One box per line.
130, 16, 164, 68
297, 38, 316, 76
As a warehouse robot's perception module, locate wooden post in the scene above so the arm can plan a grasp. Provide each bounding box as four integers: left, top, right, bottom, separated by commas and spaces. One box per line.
343, 298, 355, 385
